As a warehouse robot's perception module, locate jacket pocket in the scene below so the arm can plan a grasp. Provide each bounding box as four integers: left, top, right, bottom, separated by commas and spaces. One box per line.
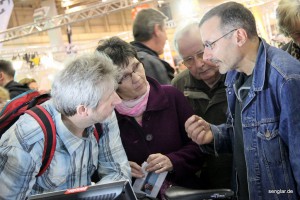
256, 124, 283, 165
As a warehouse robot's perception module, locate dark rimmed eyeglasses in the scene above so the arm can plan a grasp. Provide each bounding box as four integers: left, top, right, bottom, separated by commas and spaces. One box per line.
204, 29, 238, 50
289, 32, 300, 39
118, 62, 143, 84
182, 50, 204, 67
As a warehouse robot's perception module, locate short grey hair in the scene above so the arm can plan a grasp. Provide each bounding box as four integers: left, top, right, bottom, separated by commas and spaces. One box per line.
51, 52, 118, 116
199, 2, 258, 39
133, 8, 168, 42
173, 19, 200, 57
276, 0, 300, 37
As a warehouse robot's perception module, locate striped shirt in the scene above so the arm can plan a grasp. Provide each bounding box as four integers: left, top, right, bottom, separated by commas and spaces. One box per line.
0, 100, 131, 200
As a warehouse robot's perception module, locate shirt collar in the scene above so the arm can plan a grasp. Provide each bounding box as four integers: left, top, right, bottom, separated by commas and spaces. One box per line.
44, 100, 95, 155
225, 38, 267, 91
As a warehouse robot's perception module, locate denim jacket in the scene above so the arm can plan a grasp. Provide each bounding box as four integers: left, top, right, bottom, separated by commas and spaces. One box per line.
201, 39, 300, 199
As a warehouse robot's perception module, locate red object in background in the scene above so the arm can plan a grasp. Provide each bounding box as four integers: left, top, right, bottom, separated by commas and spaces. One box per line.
131, 4, 150, 20
64, 186, 89, 194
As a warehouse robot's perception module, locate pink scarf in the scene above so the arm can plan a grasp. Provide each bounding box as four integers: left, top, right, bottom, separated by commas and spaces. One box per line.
115, 84, 150, 125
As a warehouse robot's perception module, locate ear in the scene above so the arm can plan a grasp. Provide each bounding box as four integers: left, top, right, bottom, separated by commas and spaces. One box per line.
77, 105, 88, 116
0, 71, 4, 84
235, 28, 248, 47
153, 24, 161, 37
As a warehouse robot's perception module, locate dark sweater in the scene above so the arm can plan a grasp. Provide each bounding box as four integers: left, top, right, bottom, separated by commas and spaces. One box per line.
131, 41, 174, 84
4, 80, 30, 99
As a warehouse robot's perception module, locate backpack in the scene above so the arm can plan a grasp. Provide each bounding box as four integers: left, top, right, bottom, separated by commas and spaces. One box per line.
0, 90, 102, 177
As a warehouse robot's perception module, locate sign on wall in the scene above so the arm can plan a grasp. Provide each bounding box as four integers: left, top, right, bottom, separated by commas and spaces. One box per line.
0, 0, 14, 48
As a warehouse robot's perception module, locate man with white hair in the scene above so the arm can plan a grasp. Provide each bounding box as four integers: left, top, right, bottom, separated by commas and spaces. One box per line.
0, 52, 131, 200
172, 20, 232, 189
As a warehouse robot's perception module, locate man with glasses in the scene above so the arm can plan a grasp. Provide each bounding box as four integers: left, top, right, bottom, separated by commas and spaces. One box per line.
185, 2, 300, 200
277, 0, 300, 61
172, 21, 232, 190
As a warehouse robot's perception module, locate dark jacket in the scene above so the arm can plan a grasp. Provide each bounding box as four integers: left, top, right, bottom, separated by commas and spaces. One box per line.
116, 77, 203, 188
172, 70, 232, 189
131, 41, 174, 84
4, 80, 30, 99
172, 70, 227, 125
281, 40, 300, 61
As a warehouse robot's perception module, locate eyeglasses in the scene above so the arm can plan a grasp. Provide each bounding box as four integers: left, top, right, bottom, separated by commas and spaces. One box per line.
182, 50, 204, 67
289, 32, 300, 39
204, 29, 238, 50
118, 62, 143, 84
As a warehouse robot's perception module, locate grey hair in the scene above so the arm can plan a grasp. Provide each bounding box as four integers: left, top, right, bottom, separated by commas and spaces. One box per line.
173, 19, 200, 57
51, 52, 118, 116
199, 2, 258, 39
133, 8, 168, 42
276, 0, 300, 37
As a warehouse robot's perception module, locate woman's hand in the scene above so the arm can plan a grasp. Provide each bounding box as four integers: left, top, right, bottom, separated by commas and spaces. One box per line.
145, 153, 173, 173
129, 161, 145, 178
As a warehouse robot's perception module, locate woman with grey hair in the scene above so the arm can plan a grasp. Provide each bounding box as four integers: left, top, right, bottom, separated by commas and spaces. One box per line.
277, 0, 300, 60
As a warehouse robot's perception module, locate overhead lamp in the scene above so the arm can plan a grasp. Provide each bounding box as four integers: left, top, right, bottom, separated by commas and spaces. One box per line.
12, 60, 23, 70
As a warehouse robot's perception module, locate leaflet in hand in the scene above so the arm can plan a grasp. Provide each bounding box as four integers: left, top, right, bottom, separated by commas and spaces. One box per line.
132, 162, 168, 198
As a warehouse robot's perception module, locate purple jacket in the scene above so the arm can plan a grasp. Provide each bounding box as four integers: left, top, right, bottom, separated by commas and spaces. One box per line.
116, 77, 204, 187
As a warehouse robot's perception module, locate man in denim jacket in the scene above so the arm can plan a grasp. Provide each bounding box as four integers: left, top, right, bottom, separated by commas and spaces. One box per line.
0, 52, 131, 200
185, 2, 300, 200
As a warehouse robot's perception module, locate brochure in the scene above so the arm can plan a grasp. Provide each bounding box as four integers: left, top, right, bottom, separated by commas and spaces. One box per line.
132, 162, 168, 198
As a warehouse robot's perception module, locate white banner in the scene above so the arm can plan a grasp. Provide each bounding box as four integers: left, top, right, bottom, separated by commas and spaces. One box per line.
0, 0, 14, 48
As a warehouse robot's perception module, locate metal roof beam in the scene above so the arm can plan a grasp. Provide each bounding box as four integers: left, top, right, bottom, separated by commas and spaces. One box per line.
0, 0, 155, 43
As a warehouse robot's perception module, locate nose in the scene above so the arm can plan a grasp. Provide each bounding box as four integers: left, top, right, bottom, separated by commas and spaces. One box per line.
130, 71, 140, 83
195, 57, 205, 68
112, 92, 122, 105
203, 48, 213, 62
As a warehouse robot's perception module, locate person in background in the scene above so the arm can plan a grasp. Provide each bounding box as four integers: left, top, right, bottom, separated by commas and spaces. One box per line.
185, 2, 300, 199
172, 20, 232, 189
0, 52, 131, 200
131, 8, 174, 84
0, 86, 9, 111
276, 0, 300, 60
19, 78, 39, 90
96, 37, 204, 199
0, 59, 30, 99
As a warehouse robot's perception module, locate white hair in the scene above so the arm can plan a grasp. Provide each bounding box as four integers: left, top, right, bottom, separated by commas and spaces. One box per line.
51, 52, 118, 116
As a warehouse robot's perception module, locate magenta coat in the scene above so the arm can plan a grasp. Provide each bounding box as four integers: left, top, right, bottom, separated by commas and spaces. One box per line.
116, 77, 204, 188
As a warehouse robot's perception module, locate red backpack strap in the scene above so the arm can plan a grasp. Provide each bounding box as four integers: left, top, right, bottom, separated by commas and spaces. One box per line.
94, 123, 102, 142
25, 105, 56, 177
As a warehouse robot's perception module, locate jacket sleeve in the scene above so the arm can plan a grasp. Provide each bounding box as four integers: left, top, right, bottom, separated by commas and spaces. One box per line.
0, 123, 39, 200
164, 88, 204, 181
97, 111, 132, 184
137, 52, 171, 85
280, 78, 300, 194
199, 123, 233, 156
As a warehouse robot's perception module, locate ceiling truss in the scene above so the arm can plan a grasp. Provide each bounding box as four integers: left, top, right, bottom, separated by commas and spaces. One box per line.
0, 0, 155, 43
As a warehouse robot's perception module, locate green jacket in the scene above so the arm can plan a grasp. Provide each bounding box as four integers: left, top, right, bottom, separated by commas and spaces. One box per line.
172, 69, 227, 125
172, 69, 232, 189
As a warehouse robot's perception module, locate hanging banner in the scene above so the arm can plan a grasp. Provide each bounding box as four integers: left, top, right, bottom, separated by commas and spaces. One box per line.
0, 0, 14, 48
